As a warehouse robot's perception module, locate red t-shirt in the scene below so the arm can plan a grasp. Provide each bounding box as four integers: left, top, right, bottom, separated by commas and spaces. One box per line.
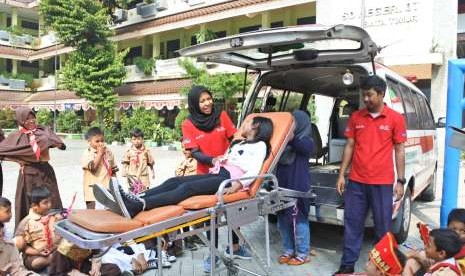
344, 105, 407, 185
181, 111, 236, 174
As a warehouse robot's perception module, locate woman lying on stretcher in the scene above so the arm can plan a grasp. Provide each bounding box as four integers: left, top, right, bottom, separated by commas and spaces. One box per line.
94, 116, 273, 218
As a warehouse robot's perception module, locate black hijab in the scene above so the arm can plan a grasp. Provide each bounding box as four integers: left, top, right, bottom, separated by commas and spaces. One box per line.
187, 86, 222, 132
278, 110, 312, 165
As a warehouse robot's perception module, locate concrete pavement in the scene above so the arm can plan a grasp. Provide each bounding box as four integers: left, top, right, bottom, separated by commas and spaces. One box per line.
1, 133, 462, 275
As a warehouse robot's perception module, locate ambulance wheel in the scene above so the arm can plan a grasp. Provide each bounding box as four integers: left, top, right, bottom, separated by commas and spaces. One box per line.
392, 188, 412, 244
421, 168, 437, 202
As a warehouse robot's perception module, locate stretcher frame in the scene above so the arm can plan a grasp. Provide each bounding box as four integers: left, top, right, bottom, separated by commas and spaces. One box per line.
55, 112, 314, 275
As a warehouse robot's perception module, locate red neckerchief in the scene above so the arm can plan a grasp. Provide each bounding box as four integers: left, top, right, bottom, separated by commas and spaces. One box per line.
39, 215, 53, 250
429, 259, 461, 275
102, 152, 112, 177
19, 126, 40, 160
131, 146, 145, 167
455, 245, 465, 259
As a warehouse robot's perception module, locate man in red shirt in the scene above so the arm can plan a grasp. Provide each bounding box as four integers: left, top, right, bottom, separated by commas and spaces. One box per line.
333, 76, 407, 275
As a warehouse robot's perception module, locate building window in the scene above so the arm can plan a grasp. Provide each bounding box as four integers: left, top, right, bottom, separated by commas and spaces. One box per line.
6, 59, 12, 73
159, 42, 165, 59
214, 31, 226, 38
21, 60, 39, 68
166, 39, 180, 58
21, 20, 39, 30
124, 46, 142, 65
191, 36, 197, 46
6, 17, 11, 27
271, 21, 284, 28
297, 16, 316, 25
239, 25, 261, 33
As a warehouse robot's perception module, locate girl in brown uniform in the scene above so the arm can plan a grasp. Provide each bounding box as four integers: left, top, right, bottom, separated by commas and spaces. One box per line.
0, 107, 65, 228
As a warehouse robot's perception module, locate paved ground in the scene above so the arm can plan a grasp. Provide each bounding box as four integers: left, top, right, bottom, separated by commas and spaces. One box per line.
2, 129, 464, 275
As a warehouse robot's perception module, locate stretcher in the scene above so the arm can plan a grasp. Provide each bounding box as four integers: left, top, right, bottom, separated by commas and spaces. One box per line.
55, 112, 314, 275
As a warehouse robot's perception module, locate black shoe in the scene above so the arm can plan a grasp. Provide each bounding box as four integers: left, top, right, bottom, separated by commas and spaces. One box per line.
110, 178, 144, 218
333, 265, 354, 275
92, 184, 123, 215
184, 237, 198, 251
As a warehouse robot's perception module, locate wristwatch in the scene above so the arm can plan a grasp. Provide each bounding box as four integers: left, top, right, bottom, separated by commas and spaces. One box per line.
397, 178, 406, 185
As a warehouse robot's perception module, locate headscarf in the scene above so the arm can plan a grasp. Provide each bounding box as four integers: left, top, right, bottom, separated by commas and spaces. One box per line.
187, 86, 222, 132
0, 107, 65, 162
278, 110, 312, 165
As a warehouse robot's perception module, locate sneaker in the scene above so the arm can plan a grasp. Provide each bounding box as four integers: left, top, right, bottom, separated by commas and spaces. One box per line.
224, 245, 252, 260
147, 258, 171, 268
92, 184, 122, 215
162, 250, 176, 262
110, 179, 144, 218
203, 255, 220, 273
184, 237, 198, 251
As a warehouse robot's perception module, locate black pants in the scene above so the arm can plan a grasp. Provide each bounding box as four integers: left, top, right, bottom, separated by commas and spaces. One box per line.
141, 168, 239, 246
141, 169, 230, 209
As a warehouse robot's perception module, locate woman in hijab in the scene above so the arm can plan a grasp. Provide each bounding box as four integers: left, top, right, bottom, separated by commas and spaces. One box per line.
0, 107, 66, 228
276, 110, 314, 266
181, 86, 251, 272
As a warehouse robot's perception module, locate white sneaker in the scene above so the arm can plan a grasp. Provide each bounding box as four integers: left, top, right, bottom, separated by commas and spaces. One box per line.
162, 250, 176, 262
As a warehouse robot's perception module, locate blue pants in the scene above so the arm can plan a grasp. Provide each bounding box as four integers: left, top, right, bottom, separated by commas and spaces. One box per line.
277, 206, 310, 258
341, 181, 393, 266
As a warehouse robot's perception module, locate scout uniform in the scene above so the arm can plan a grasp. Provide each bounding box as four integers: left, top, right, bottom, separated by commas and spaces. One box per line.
121, 145, 154, 192
81, 147, 117, 202
15, 209, 62, 270
175, 157, 197, 177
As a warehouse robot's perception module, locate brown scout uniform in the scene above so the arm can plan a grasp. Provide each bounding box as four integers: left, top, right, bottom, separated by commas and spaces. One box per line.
15, 209, 62, 270
81, 148, 117, 202
175, 157, 197, 177
0, 239, 38, 276
121, 145, 154, 191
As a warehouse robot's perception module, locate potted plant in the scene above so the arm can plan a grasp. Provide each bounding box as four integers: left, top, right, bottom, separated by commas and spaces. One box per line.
134, 57, 155, 75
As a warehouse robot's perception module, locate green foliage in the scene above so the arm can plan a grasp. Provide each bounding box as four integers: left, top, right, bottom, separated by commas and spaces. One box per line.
6, 26, 23, 36
194, 29, 217, 44
307, 95, 318, 124
15, 73, 34, 87
120, 108, 160, 139
153, 124, 179, 145
134, 57, 155, 75
174, 108, 189, 136
39, 0, 113, 50
36, 109, 53, 126
0, 109, 16, 128
179, 59, 250, 109
56, 110, 81, 133
60, 43, 127, 114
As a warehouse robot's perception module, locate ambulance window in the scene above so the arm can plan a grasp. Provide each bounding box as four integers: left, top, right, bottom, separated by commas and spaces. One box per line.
398, 84, 420, 129
386, 80, 405, 115
415, 92, 435, 129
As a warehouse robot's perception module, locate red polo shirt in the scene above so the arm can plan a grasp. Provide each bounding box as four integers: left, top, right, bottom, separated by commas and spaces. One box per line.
181, 111, 236, 174
344, 104, 407, 185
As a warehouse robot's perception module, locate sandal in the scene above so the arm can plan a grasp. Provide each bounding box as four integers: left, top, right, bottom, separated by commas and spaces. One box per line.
278, 254, 292, 264
287, 256, 311, 266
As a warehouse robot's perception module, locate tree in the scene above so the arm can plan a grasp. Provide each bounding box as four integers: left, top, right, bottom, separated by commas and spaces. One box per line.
39, 0, 112, 50
60, 43, 127, 122
39, 0, 127, 124
179, 59, 250, 113
194, 29, 217, 44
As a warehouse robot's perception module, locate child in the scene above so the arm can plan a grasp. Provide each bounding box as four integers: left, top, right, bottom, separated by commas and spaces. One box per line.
175, 145, 197, 177
276, 110, 313, 265
15, 187, 62, 272
0, 197, 12, 239
0, 222, 39, 276
82, 127, 118, 209
404, 209, 465, 275
122, 128, 154, 193
364, 232, 406, 276
422, 229, 462, 275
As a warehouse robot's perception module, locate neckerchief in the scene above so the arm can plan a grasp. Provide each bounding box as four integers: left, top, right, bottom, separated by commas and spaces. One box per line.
19, 126, 40, 160
39, 215, 53, 250
102, 152, 112, 177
